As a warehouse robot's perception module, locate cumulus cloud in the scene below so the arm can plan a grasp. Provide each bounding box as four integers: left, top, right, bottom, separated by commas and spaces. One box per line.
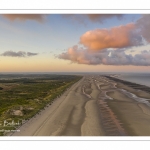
1, 51, 38, 57
58, 46, 150, 66
80, 23, 143, 51
59, 14, 150, 66
2, 14, 46, 22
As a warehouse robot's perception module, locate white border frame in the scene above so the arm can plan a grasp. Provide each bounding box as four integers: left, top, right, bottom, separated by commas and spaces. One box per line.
0, 7, 150, 141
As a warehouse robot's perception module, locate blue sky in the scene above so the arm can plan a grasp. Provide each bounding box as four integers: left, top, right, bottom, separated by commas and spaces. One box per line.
0, 14, 150, 72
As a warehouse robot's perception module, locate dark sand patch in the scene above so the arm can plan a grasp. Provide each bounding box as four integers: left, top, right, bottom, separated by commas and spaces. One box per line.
84, 88, 92, 95
107, 99, 150, 135
107, 90, 136, 102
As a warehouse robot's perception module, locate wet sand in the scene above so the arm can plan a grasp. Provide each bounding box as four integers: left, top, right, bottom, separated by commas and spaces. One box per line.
105, 78, 150, 136
10, 75, 150, 136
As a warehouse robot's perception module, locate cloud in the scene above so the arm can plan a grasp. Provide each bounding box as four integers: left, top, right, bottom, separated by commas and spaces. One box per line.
58, 14, 150, 66
2, 14, 46, 22
1, 51, 38, 57
77, 15, 150, 52
86, 14, 123, 22
62, 14, 124, 24
27, 52, 38, 56
58, 46, 150, 66
80, 23, 142, 51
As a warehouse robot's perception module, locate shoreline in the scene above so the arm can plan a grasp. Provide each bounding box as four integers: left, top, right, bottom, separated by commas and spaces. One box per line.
104, 76, 150, 135
5, 75, 150, 136
105, 75, 150, 93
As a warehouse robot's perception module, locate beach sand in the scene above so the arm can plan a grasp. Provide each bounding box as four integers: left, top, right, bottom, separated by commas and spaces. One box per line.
11, 76, 104, 136
107, 82, 150, 135
10, 75, 150, 136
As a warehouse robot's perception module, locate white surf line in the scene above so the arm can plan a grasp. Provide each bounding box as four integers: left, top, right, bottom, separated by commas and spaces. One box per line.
119, 89, 150, 107
103, 77, 150, 105
105, 80, 150, 105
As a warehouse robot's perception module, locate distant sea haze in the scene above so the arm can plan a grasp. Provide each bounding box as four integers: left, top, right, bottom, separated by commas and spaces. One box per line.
119, 73, 150, 87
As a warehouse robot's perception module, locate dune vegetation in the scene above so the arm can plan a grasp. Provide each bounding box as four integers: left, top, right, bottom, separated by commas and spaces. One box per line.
0, 74, 82, 135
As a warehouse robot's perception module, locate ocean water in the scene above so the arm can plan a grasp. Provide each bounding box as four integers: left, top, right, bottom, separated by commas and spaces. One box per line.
118, 73, 150, 87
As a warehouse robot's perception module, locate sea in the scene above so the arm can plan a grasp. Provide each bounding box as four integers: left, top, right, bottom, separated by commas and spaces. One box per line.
0, 72, 150, 87
117, 73, 150, 87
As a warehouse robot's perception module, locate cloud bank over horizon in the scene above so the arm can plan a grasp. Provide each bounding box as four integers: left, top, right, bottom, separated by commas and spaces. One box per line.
1, 51, 38, 57
58, 46, 150, 66
58, 14, 150, 66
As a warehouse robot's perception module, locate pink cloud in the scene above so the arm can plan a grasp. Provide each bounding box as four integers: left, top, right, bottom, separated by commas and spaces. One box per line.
58, 14, 150, 66
80, 23, 136, 51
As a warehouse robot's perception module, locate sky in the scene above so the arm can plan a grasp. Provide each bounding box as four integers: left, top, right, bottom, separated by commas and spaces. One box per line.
0, 14, 150, 72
